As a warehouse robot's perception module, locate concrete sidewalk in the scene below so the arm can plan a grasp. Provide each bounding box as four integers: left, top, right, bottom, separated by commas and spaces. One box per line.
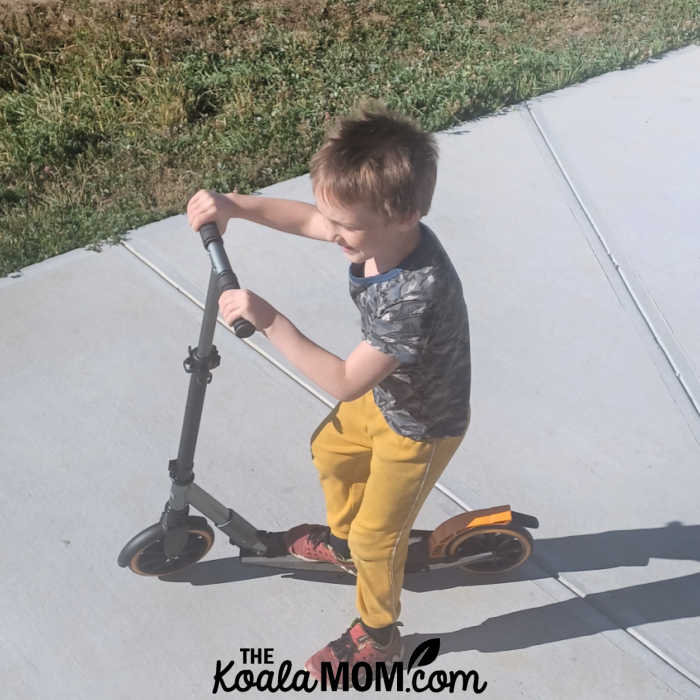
2, 44, 699, 699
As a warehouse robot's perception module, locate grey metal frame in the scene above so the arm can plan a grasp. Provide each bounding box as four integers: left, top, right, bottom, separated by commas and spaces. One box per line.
165, 235, 267, 554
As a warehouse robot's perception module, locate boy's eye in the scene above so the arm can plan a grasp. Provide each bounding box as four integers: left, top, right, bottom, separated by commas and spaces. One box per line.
329, 218, 358, 232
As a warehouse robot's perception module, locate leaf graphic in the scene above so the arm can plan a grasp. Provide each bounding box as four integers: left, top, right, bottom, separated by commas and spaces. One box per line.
407, 638, 440, 672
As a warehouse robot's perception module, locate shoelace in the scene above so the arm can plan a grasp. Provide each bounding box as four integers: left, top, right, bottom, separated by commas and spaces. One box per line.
329, 628, 361, 661
308, 526, 330, 549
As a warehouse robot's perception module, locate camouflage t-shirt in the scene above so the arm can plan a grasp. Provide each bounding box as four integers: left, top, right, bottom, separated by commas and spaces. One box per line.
349, 222, 471, 441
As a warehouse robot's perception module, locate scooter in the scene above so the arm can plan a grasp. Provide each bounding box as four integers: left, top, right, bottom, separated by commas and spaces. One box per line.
118, 223, 539, 578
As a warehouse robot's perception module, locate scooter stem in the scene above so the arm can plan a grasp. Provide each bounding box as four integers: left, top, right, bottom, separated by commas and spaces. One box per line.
172, 269, 221, 483
171, 223, 255, 484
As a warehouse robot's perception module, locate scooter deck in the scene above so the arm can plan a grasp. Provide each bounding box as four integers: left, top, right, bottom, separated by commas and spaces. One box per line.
238, 550, 493, 574
237, 528, 493, 574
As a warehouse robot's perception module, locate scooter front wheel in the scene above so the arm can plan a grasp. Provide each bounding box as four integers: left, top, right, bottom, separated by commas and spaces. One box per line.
118, 518, 215, 576
447, 525, 533, 574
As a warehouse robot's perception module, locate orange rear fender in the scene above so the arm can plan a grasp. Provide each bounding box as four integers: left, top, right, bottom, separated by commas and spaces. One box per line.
428, 505, 512, 559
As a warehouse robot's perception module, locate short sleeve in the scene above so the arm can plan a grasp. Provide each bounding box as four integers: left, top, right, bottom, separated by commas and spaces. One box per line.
364, 298, 433, 365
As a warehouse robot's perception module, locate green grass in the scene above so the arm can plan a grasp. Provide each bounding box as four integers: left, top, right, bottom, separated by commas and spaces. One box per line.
1, 0, 698, 276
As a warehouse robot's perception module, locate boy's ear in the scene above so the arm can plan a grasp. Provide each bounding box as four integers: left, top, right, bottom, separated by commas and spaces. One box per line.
399, 209, 422, 227
381, 204, 421, 228
384, 205, 423, 228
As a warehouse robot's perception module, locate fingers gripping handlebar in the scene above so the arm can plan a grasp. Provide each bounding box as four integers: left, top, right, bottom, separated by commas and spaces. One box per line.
198, 222, 256, 339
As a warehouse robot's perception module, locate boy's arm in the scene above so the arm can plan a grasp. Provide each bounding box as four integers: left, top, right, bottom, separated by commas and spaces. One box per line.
264, 314, 400, 401
226, 192, 334, 242
187, 189, 334, 242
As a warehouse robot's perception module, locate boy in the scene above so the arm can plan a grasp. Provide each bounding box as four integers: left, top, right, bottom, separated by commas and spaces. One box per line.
186, 99, 471, 680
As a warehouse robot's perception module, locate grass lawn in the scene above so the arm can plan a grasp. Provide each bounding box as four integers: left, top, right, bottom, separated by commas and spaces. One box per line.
1, 0, 698, 276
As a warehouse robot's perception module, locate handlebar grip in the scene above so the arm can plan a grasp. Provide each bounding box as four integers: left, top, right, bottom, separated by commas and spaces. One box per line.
199, 221, 221, 249
199, 222, 256, 339
231, 317, 256, 339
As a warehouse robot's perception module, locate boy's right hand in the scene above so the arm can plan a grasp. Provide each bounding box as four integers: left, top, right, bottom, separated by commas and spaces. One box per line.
186, 189, 238, 236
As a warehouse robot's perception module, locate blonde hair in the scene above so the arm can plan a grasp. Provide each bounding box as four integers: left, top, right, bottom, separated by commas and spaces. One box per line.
310, 98, 438, 223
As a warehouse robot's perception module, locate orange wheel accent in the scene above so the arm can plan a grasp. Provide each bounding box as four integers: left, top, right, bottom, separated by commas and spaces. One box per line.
447, 525, 532, 574
130, 528, 214, 576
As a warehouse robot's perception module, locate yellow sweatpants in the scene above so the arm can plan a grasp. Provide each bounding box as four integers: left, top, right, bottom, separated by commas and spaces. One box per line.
310, 390, 466, 628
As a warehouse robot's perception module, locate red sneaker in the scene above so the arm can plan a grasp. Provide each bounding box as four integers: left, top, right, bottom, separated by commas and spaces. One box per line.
305, 619, 403, 686
284, 524, 356, 575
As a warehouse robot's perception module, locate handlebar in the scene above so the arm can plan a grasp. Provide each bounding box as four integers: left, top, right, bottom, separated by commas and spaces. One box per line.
198, 222, 256, 339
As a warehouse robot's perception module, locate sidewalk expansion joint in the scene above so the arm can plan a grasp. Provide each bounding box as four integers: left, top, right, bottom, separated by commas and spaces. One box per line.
521, 104, 700, 689
524, 101, 700, 437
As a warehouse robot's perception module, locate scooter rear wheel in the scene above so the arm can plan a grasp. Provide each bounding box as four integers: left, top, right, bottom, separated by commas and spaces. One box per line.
120, 519, 215, 576
447, 525, 533, 574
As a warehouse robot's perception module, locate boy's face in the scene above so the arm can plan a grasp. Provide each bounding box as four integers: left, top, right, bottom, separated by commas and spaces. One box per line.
314, 186, 417, 265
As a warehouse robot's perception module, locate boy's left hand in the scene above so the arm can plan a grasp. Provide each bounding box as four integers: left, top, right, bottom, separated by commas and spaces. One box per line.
218, 289, 278, 332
